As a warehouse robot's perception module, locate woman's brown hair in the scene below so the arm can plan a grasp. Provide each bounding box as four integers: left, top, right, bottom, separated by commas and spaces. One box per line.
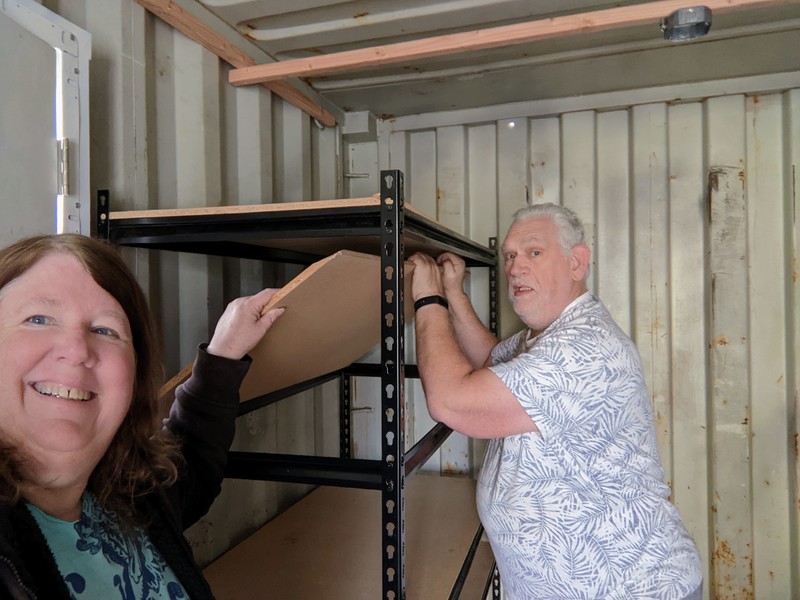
0, 234, 179, 517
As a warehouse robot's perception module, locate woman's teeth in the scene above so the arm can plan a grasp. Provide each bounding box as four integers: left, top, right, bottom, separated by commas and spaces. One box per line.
33, 383, 92, 401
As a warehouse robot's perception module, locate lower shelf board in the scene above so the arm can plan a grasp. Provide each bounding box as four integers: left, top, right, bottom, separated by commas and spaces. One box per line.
203, 474, 494, 599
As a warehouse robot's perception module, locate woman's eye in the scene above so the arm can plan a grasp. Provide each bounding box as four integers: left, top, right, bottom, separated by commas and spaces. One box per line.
93, 326, 120, 338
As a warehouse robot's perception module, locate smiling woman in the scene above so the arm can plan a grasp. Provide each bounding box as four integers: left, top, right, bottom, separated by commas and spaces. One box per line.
0, 236, 163, 517
0, 233, 285, 600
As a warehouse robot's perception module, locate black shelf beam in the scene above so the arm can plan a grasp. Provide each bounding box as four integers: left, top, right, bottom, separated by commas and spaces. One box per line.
225, 452, 383, 489
105, 202, 495, 268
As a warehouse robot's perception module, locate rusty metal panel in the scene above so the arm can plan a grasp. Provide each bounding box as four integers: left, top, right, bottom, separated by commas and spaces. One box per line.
708, 164, 752, 598
665, 101, 710, 584
380, 87, 800, 599
791, 88, 800, 600
744, 92, 796, 598
631, 102, 673, 474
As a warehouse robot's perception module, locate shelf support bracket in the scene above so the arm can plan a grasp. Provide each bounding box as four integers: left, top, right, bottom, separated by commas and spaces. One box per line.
380, 169, 406, 599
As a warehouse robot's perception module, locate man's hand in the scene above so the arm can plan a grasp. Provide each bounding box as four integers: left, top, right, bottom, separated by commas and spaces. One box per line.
436, 252, 467, 298
206, 288, 285, 360
408, 253, 445, 301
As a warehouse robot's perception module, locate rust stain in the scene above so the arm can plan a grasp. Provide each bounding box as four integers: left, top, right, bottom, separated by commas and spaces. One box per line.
741, 417, 749, 426
353, 12, 369, 19
713, 540, 736, 565
710, 169, 720, 192
714, 335, 730, 346
648, 317, 665, 338
436, 187, 444, 201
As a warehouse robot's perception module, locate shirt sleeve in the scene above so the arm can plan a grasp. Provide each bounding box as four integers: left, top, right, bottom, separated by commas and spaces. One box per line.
489, 323, 617, 442
162, 343, 252, 528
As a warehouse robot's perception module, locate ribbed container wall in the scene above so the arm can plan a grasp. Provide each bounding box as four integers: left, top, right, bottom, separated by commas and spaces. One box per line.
373, 90, 800, 599
41, 0, 344, 565
7, 3, 799, 594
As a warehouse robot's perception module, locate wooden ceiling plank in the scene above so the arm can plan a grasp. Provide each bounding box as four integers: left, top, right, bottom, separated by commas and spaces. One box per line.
228, 0, 794, 86
135, 0, 337, 126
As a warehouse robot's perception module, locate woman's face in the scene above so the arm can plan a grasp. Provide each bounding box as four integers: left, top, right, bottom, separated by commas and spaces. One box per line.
0, 252, 135, 489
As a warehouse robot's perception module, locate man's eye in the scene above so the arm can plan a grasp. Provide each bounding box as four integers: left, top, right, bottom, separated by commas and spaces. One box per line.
25, 315, 50, 325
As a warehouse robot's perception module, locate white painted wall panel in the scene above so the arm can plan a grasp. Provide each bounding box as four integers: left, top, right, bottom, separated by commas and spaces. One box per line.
664, 101, 710, 574
745, 92, 795, 598
380, 87, 800, 599
3, 3, 798, 596
22, 0, 344, 567
596, 110, 632, 332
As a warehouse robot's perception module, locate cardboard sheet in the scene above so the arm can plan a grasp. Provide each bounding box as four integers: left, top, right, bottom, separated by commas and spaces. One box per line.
157, 250, 414, 407
238, 250, 413, 401
203, 475, 493, 599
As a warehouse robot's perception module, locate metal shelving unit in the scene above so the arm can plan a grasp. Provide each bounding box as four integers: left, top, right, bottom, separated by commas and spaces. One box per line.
101, 169, 499, 599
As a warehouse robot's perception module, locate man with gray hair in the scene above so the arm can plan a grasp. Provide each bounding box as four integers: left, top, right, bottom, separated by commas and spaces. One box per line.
408, 203, 702, 599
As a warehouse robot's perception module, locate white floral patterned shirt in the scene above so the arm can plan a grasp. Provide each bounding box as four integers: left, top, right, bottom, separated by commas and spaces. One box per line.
479, 293, 702, 599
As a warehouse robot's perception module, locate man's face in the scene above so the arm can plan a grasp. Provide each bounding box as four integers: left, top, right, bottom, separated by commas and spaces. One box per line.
501, 215, 588, 334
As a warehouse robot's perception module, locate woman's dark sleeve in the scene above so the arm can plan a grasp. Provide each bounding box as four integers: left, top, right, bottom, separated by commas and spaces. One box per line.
162, 343, 252, 529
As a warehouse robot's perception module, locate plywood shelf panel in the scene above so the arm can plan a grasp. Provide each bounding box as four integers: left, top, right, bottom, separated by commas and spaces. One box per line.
203, 475, 493, 599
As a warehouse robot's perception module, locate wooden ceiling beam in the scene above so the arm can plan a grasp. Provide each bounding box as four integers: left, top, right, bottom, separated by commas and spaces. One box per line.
229, 0, 793, 87
135, 0, 338, 126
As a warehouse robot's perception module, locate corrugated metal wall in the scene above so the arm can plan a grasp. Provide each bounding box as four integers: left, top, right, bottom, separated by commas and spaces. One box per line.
6, 3, 799, 596
36, 0, 345, 566
367, 89, 800, 599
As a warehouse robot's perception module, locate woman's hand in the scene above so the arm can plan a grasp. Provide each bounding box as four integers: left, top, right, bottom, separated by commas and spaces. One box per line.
206, 288, 285, 360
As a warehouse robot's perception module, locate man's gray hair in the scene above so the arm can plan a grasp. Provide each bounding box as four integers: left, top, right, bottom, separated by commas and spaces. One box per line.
511, 203, 586, 255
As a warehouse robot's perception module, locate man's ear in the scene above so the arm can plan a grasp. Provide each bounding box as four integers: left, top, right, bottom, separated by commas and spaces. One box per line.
570, 244, 591, 281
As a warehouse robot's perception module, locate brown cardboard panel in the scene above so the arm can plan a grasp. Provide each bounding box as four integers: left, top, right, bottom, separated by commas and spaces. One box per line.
203, 475, 493, 599
239, 250, 414, 401
157, 249, 414, 405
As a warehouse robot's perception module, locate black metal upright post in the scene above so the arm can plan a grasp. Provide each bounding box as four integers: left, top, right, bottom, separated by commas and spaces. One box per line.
340, 373, 352, 459
380, 169, 406, 599
489, 236, 499, 337
488, 235, 500, 597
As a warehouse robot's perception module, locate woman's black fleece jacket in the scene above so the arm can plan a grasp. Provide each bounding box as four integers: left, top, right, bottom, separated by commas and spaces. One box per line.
0, 344, 250, 600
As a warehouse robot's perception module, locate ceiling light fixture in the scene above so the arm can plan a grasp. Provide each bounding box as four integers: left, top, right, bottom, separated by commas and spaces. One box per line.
661, 6, 712, 42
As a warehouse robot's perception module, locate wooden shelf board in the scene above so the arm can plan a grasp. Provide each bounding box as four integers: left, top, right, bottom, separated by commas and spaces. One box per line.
203, 475, 493, 599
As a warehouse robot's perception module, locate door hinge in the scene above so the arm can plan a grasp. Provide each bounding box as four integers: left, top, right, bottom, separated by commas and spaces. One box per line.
57, 137, 70, 197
